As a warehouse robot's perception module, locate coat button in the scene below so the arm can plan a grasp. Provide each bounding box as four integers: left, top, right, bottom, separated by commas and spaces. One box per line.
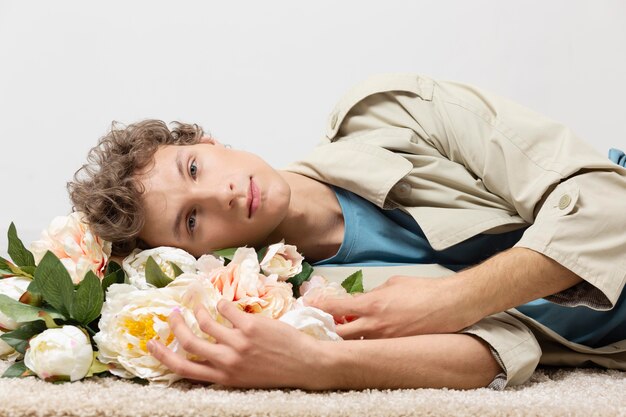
558, 194, 572, 210
330, 112, 339, 130
396, 181, 411, 196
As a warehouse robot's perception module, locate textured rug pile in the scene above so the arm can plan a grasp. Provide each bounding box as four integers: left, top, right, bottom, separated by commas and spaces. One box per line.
1, 360, 624, 417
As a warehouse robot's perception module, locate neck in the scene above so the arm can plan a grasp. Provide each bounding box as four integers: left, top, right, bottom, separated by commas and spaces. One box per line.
259, 171, 342, 263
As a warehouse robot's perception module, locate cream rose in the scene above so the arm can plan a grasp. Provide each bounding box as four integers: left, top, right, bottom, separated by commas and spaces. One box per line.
298, 275, 349, 305
174, 273, 233, 342
204, 247, 295, 318
259, 239, 304, 280
207, 247, 264, 301
29, 211, 111, 284
0, 277, 32, 330
122, 246, 197, 289
297, 275, 353, 323
279, 306, 342, 341
24, 325, 93, 381
195, 253, 225, 276
254, 274, 294, 319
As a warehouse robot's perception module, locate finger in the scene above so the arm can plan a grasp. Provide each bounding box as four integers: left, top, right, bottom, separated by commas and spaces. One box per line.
335, 318, 372, 340
169, 309, 228, 359
193, 304, 235, 344
307, 294, 366, 318
216, 299, 250, 329
147, 339, 225, 383
369, 282, 389, 292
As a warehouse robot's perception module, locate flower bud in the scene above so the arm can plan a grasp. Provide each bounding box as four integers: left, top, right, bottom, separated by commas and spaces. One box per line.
24, 325, 93, 381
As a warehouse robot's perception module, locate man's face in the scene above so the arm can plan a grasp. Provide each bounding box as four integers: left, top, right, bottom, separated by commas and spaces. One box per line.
136, 139, 291, 257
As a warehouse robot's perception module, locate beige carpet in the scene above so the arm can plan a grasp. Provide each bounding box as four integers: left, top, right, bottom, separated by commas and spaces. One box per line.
1, 360, 624, 417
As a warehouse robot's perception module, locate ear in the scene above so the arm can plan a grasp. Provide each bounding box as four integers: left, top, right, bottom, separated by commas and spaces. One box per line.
199, 136, 222, 146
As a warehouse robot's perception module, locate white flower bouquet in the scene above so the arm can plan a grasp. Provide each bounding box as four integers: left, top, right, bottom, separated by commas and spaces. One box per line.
0, 213, 363, 384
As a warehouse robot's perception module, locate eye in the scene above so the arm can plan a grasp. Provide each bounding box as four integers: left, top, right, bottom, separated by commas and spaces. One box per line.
187, 210, 197, 234
189, 160, 198, 178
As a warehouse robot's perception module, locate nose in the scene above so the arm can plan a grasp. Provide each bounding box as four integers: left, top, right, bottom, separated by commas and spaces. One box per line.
190, 181, 236, 211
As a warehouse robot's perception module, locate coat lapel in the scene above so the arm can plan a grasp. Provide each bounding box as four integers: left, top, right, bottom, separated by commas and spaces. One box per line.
282, 140, 412, 209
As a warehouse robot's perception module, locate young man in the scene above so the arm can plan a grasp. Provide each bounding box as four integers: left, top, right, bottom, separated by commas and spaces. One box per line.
68, 73, 626, 390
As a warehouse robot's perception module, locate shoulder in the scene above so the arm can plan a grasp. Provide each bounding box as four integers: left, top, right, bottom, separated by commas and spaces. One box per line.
325, 73, 437, 140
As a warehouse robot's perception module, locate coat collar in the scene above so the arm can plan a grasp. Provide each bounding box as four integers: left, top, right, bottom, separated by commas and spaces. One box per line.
282, 139, 412, 209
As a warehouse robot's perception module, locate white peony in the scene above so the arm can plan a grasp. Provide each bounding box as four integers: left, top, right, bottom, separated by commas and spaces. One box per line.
94, 279, 223, 385
279, 306, 342, 341
24, 325, 93, 381
122, 246, 197, 289
0, 277, 31, 330
29, 211, 111, 284
259, 239, 304, 280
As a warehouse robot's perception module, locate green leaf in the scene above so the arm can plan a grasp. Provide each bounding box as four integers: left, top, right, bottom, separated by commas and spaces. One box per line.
7, 223, 36, 267
168, 261, 184, 278
145, 256, 173, 288
0, 255, 11, 267
0, 256, 15, 275
2, 361, 35, 378
20, 266, 36, 276
70, 271, 103, 325
287, 262, 314, 297
0, 321, 47, 354
0, 294, 65, 324
105, 261, 122, 276
33, 251, 74, 316
7, 262, 33, 279
101, 262, 125, 294
86, 353, 109, 377
341, 270, 364, 294
129, 376, 150, 385
212, 247, 237, 260
256, 246, 268, 264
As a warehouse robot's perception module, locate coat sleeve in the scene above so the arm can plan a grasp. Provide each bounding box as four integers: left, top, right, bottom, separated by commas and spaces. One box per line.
328, 73, 626, 310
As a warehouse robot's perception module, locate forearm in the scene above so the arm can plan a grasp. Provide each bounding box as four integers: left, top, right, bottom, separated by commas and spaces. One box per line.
312, 333, 501, 390
450, 247, 583, 327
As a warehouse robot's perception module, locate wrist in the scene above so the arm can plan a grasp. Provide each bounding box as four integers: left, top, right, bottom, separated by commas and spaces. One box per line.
302, 340, 349, 390
442, 272, 487, 330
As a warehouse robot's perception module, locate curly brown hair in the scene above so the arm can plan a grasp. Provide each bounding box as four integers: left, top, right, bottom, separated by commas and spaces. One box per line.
67, 120, 205, 257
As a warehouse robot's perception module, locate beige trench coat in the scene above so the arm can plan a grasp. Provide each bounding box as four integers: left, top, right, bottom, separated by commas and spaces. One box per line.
282, 73, 626, 389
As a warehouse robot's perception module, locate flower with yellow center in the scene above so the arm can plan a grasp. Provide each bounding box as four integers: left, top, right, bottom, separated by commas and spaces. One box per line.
94, 284, 188, 384
94, 276, 224, 385
123, 314, 174, 352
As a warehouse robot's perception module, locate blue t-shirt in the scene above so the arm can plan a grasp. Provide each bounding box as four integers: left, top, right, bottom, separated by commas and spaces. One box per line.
312, 185, 626, 348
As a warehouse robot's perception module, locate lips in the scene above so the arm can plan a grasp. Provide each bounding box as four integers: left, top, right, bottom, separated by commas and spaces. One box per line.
247, 178, 253, 218
248, 178, 260, 218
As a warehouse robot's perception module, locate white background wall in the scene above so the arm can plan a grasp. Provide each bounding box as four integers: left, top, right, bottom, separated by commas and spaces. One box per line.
1, 0, 625, 257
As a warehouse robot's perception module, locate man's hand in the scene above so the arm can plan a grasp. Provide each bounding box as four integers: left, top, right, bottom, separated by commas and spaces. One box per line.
308, 275, 472, 340
147, 300, 328, 389
310, 247, 584, 340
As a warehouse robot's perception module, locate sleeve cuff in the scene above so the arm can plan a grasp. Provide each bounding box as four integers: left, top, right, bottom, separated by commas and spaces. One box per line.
458, 312, 542, 389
